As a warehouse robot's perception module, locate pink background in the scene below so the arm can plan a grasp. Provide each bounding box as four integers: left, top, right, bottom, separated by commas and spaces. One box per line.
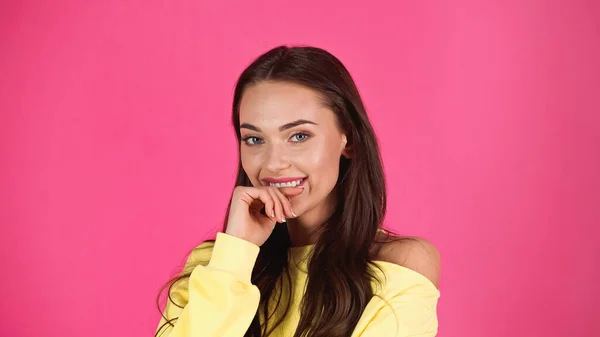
1, 1, 599, 336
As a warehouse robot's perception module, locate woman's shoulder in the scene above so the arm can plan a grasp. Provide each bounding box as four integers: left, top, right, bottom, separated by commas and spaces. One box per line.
181, 233, 441, 289
373, 232, 441, 289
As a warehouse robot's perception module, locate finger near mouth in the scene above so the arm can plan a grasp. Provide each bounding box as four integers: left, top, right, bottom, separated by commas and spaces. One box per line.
279, 186, 303, 196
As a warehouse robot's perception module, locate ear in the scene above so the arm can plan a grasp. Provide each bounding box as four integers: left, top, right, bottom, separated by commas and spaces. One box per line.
341, 135, 352, 159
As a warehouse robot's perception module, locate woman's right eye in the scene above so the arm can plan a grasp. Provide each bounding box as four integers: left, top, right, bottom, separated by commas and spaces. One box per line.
242, 136, 263, 145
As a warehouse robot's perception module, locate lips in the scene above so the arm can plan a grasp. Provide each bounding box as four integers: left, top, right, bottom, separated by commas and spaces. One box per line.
262, 177, 307, 188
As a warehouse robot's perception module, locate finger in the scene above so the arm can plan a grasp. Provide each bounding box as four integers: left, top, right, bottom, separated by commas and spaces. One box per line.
267, 187, 285, 223
272, 187, 297, 219
259, 189, 276, 219
242, 187, 276, 219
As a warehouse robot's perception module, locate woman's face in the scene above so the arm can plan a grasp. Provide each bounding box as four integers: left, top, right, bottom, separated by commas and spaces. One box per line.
239, 81, 349, 226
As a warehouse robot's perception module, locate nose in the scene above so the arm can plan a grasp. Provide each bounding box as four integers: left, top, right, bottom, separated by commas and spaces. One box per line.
265, 143, 291, 173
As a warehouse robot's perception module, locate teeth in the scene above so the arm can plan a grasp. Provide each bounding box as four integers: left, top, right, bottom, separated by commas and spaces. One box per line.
270, 179, 303, 188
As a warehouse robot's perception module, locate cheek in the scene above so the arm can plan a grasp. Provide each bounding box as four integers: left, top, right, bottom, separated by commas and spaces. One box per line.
240, 151, 261, 184
300, 142, 341, 188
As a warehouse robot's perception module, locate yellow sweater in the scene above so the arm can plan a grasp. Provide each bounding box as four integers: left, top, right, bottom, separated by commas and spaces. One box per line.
156, 232, 440, 337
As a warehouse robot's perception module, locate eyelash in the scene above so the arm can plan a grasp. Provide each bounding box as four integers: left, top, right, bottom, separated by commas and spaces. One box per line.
241, 132, 311, 146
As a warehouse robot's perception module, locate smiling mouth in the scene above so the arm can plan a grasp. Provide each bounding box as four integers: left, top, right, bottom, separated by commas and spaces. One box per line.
267, 178, 306, 188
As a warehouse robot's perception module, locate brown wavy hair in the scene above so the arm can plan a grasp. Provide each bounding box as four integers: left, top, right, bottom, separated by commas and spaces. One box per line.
155, 45, 397, 337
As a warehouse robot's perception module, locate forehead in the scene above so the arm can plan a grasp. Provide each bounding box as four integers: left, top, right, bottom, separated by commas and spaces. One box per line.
239, 81, 336, 127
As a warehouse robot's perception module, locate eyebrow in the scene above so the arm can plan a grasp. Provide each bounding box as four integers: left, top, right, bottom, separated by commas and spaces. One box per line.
240, 119, 317, 132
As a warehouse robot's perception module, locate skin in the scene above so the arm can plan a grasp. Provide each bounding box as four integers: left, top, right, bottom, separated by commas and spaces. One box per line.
236, 80, 350, 247
225, 80, 441, 288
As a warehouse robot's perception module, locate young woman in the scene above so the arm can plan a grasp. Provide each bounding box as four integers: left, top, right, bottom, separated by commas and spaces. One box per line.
155, 45, 441, 337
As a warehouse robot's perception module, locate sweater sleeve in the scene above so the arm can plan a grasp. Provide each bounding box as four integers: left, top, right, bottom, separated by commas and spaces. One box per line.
357, 269, 440, 337
155, 232, 261, 337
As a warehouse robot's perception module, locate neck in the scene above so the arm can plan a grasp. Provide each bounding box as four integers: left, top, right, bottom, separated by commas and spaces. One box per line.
286, 218, 320, 247
287, 188, 338, 247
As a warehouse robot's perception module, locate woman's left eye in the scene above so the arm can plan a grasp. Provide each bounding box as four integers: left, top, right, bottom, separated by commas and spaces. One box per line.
290, 133, 310, 142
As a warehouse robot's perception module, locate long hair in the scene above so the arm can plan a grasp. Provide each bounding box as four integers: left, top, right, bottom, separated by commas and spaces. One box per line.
156, 45, 391, 337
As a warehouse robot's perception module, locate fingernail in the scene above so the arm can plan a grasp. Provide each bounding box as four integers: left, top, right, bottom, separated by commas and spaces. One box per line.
292, 210, 297, 217
281, 216, 286, 223
271, 211, 275, 217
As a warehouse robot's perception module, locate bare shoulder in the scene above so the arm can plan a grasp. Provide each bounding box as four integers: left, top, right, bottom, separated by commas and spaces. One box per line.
375, 235, 441, 288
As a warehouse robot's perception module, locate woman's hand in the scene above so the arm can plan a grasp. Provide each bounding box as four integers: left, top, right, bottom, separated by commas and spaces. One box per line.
225, 186, 297, 246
